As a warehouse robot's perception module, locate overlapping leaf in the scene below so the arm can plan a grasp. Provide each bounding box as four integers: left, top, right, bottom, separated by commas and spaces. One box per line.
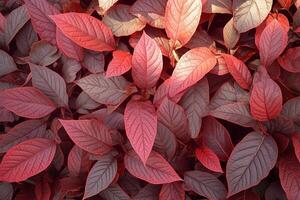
159, 182, 185, 200
0, 50, 17, 77
106, 50, 132, 78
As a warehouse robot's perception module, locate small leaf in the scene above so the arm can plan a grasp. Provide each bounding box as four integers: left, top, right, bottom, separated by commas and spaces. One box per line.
221, 54, 252, 90
124, 100, 157, 164
98, 0, 118, 15
103, 4, 146, 37
124, 151, 182, 184
159, 182, 185, 200
0, 87, 56, 119
203, 0, 232, 14
195, 145, 223, 173
0, 183, 13, 200
292, 134, 300, 163
0, 138, 57, 182
278, 47, 300, 73
82, 51, 105, 74
59, 119, 112, 155
226, 131, 278, 197
233, 0, 273, 33
223, 18, 240, 49
24, 0, 60, 45
49, 13, 115, 52
169, 47, 216, 97
83, 155, 118, 199
165, 0, 202, 48
106, 50, 132, 78
132, 32, 163, 89
100, 184, 131, 200
184, 170, 227, 200
30, 64, 68, 107
67, 145, 92, 177
77, 73, 137, 106
29, 41, 60, 67
0, 49, 17, 77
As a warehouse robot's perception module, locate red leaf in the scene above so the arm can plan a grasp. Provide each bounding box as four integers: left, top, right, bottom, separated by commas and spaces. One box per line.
132, 32, 163, 89
83, 155, 118, 199
165, 0, 202, 48
292, 134, 300, 163
49, 13, 115, 52
30, 64, 69, 108
0, 87, 56, 119
159, 182, 185, 200
279, 153, 300, 200
56, 28, 84, 61
200, 117, 234, 161
184, 170, 227, 199
24, 0, 60, 45
35, 178, 51, 200
106, 50, 132, 78
278, 47, 300, 73
221, 54, 252, 90
102, 4, 146, 37
195, 145, 223, 173
124, 150, 182, 184
124, 100, 157, 164
250, 67, 282, 121
130, 0, 167, 29
0, 138, 57, 182
0, 119, 47, 153
180, 78, 209, 138
59, 119, 112, 155
169, 47, 216, 97
226, 131, 278, 197
67, 145, 92, 177
258, 19, 288, 67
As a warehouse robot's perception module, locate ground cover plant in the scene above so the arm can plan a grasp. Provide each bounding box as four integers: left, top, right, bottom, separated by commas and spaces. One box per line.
0, 0, 300, 199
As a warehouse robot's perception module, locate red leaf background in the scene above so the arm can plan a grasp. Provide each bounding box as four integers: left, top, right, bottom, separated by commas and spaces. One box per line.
0, 0, 300, 199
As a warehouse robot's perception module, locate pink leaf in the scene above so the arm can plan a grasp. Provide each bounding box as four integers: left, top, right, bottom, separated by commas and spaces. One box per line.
67, 145, 92, 177
124, 100, 157, 164
124, 150, 182, 184
165, 0, 202, 48
59, 119, 112, 155
195, 145, 223, 173
226, 131, 278, 197
49, 13, 115, 52
169, 47, 216, 97
278, 47, 300, 73
106, 50, 132, 78
0, 138, 57, 182
0, 87, 56, 119
132, 32, 163, 89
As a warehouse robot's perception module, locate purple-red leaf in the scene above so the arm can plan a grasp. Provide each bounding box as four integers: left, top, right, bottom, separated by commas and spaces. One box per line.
124, 151, 182, 184
195, 145, 223, 173
0, 138, 56, 182
159, 182, 185, 200
124, 100, 157, 164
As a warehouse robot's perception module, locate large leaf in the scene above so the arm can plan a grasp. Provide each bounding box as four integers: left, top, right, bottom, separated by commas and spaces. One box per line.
130, 0, 167, 29
77, 73, 137, 106
165, 0, 202, 48
233, 0, 273, 33
124, 151, 181, 184
184, 170, 227, 200
4, 5, 30, 46
259, 19, 288, 67
226, 131, 278, 197
0, 49, 17, 77
49, 13, 115, 52
103, 4, 146, 37
83, 155, 117, 199
279, 153, 300, 200
169, 47, 216, 97
24, 0, 60, 45
106, 50, 132, 78
59, 119, 112, 155
159, 182, 185, 200
250, 67, 282, 121
157, 98, 189, 142
180, 78, 209, 138
0, 138, 56, 182
0, 119, 47, 153
221, 54, 252, 90
132, 32, 163, 89
124, 100, 157, 164
200, 117, 234, 161
30, 64, 68, 107
0, 87, 56, 119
